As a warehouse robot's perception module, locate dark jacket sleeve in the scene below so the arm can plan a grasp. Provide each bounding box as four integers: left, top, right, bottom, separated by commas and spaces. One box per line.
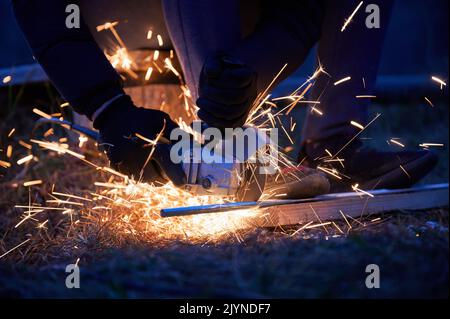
230, 0, 326, 92
11, 0, 125, 119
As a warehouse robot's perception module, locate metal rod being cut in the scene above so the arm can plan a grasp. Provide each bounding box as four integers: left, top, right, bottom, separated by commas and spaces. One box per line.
160, 198, 318, 217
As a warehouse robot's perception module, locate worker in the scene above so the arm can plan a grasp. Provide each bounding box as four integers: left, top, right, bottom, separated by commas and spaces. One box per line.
12, 0, 437, 194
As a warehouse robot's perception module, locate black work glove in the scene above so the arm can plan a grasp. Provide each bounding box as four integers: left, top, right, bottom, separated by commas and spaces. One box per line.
197, 53, 257, 129
93, 95, 186, 186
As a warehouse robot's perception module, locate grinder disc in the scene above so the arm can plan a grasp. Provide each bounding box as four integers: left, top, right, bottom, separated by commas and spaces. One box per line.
235, 162, 267, 202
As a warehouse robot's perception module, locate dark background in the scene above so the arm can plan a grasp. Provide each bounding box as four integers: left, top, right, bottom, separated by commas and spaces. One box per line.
1, 0, 448, 94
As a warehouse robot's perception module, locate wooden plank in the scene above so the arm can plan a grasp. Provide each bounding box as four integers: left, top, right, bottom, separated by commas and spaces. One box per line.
256, 183, 449, 227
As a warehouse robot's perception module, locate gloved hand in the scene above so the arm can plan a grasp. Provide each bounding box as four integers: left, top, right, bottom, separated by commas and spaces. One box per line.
197, 53, 257, 129
93, 95, 186, 186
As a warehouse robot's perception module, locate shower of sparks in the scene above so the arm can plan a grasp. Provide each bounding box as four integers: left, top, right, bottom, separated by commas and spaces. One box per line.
317, 166, 342, 180
389, 139, 405, 148
7, 64, 335, 245
334, 76, 351, 86
332, 221, 345, 234
8, 128, 16, 138
284, 146, 294, 153
431, 76, 447, 89
290, 122, 297, 132
309, 204, 329, 234
78, 136, 88, 148
52, 191, 93, 202
350, 120, 365, 130
33, 108, 52, 119
341, 1, 364, 32
0, 239, 31, 260
17, 154, 34, 165
44, 128, 54, 137
108, 48, 138, 79
19, 140, 32, 150
0, 160, 11, 168
419, 143, 444, 148
352, 184, 374, 197
97, 21, 126, 48
340, 210, 352, 230
164, 58, 181, 78
11, 132, 268, 242
356, 95, 376, 99
399, 165, 411, 179
323, 158, 345, 168
333, 113, 381, 163
98, 21, 140, 80
153, 50, 160, 61
424, 97, 434, 107
311, 106, 323, 116
249, 64, 288, 119
2, 75, 12, 84
157, 34, 164, 46
30, 139, 87, 161
23, 180, 43, 187
152, 62, 163, 74
346, 213, 365, 227
290, 221, 314, 236
277, 117, 294, 145
96, 21, 118, 32
304, 222, 332, 230
6, 145, 13, 158
286, 82, 313, 115
5, 18, 441, 264
37, 219, 49, 229
21, 174, 258, 240
145, 67, 153, 81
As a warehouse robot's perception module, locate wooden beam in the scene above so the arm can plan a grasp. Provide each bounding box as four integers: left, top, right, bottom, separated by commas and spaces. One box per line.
161, 184, 448, 228
256, 183, 449, 227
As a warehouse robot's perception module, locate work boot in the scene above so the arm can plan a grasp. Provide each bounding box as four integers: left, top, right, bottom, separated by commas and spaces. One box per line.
265, 165, 330, 199
299, 135, 438, 192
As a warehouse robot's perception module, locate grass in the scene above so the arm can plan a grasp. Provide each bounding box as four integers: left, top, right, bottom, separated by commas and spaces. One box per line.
0, 209, 448, 298
0, 87, 448, 298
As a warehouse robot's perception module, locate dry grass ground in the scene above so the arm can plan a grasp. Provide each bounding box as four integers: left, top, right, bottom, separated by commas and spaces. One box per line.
0, 85, 448, 298
0, 209, 448, 298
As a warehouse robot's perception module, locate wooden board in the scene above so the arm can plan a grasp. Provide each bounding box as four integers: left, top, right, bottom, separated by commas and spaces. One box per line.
254, 183, 449, 227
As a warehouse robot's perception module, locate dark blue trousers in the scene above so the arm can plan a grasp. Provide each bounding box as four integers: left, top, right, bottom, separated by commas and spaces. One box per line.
13, 0, 393, 145
162, 0, 394, 144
